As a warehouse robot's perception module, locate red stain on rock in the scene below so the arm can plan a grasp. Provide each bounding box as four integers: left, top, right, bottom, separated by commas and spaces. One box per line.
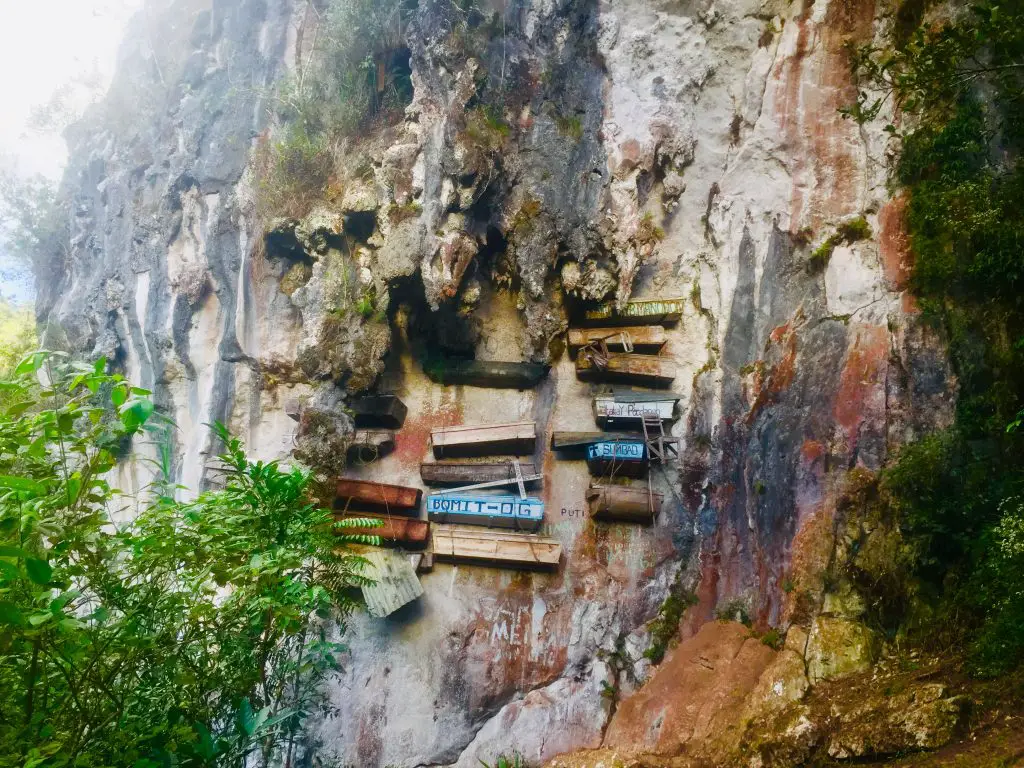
603, 621, 776, 756
770, 0, 878, 227
801, 438, 825, 465
878, 193, 913, 290
746, 324, 798, 424
833, 324, 888, 457
393, 390, 462, 467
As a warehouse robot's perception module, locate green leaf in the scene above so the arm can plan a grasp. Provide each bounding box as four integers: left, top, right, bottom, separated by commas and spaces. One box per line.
0, 560, 20, 581
0, 476, 47, 495
111, 382, 129, 407
14, 351, 47, 375
28, 612, 51, 627
0, 545, 29, 559
120, 398, 154, 431
0, 601, 24, 625
5, 400, 34, 417
26, 558, 53, 585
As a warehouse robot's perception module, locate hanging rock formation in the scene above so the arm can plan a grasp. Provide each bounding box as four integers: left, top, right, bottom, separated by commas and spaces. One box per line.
38, 0, 957, 764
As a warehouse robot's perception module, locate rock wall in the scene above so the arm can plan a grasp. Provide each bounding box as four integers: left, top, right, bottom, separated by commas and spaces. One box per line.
38, 0, 954, 764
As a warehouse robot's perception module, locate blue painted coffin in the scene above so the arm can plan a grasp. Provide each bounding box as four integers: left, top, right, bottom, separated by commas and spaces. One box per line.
585, 440, 648, 478
425, 494, 545, 531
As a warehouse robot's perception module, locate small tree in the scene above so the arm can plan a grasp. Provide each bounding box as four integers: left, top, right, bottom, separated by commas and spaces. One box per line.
0, 352, 378, 767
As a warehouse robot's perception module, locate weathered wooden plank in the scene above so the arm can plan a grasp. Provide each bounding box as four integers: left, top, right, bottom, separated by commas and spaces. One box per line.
420, 461, 540, 486
335, 513, 430, 547
586, 484, 664, 523
575, 354, 676, 387
347, 430, 395, 463
431, 421, 536, 459
360, 549, 424, 617
426, 493, 545, 531
431, 524, 562, 568
424, 359, 549, 389
551, 431, 645, 450
593, 394, 680, 426
568, 326, 667, 353
349, 394, 408, 428
581, 298, 685, 326
334, 479, 422, 512
586, 441, 649, 479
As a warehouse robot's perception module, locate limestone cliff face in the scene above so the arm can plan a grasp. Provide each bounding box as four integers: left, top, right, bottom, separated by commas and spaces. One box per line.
39, 0, 954, 764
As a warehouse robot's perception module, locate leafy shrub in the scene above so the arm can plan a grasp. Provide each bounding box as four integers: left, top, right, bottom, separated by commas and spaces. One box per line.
0, 352, 378, 766
844, 0, 1024, 674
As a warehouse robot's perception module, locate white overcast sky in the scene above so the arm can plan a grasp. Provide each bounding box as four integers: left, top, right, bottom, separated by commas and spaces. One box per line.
0, 0, 142, 301
0, 0, 143, 179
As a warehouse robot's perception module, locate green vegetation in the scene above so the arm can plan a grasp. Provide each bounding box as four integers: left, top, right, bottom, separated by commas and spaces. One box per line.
845, 0, 1024, 676
715, 598, 751, 626
806, 216, 872, 272
479, 754, 529, 768
0, 299, 35, 377
635, 211, 666, 248
256, 0, 415, 219
0, 352, 379, 766
554, 111, 583, 141
643, 571, 698, 664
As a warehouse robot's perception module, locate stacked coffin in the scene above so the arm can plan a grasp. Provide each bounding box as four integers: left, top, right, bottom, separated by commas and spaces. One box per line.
421, 421, 562, 569
559, 298, 685, 524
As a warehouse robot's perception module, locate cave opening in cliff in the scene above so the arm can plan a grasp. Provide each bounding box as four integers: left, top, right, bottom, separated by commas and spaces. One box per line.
370, 46, 414, 123
343, 210, 377, 242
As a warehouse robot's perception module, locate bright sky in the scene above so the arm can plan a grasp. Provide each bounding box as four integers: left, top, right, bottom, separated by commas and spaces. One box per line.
0, 0, 143, 179
0, 0, 142, 301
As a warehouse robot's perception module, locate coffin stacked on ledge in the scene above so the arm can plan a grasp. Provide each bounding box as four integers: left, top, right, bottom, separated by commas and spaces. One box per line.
421, 421, 562, 568
332, 478, 429, 548
429, 421, 536, 459
424, 359, 549, 389
585, 440, 648, 478
345, 393, 408, 463
586, 484, 664, 524
593, 392, 680, 428
580, 297, 685, 326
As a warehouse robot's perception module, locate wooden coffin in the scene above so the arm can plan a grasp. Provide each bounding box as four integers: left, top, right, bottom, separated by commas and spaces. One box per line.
347, 430, 395, 463
360, 549, 424, 617
593, 392, 680, 427
586, 484, 664, 523
425, 493, 545, 531
431, 421, 536, 459
335, 479, 422, 513
432, 524, 561, 569
420, 461, 540, 486
424, 359, 549, 389
575, 354, 676, 387
581, 298, 685, 326
551, 431, 645, 450
349, 394, 407, 428
568, 326, 667, 353
336, 513, 430, 548
586, 441, 649, 479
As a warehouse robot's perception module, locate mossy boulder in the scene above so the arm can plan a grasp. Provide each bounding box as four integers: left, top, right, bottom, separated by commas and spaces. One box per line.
805, 616, 879, 683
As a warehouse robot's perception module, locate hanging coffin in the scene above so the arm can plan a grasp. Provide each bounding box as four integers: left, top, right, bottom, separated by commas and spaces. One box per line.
360, 549, 424, 618
349, 394, 408, 428
335, 513, 430, 548
585, 440, 649, 478
568, 326, 667, 354
430, 421, 536, 459
581, 298, 685, 327
425, 493, 545, 531
431, 525, 562, 569
420, 461, 540, 486
593, 392, 680, 427
551, 431, 645, 451
575, 354, 676, 388
334, 479, 422, 514
586, 484, 664, 523
424, 359, 549, 389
